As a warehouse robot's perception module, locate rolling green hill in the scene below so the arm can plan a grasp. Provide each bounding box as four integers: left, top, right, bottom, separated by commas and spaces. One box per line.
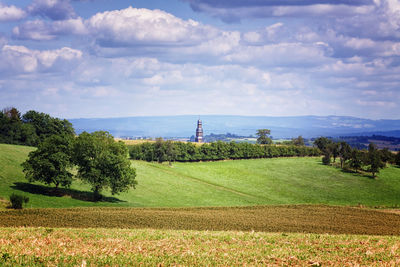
1, 143, 400, 208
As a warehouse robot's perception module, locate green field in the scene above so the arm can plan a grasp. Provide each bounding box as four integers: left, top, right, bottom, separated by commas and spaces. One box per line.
1, 143, 400, 208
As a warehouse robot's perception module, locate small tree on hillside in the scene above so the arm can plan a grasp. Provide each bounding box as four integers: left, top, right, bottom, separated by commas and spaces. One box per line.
349, 148, 363, 172
322, 151, 331, 165
314, 137, 332, 152
328, 143, 340, 162
396, 151, 400, 166
292, 135, 305, 146
339, 142, 352, 169
379, 147, 394, 166
367, 143, 384, 178
73, 131, 137, 200
256, 129, 272, 144
22, 134, 74, 189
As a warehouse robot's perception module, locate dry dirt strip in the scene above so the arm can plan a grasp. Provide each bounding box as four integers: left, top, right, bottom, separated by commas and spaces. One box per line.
1, 205, 400, 235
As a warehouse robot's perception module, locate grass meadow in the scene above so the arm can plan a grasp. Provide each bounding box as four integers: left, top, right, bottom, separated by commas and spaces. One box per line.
1, 143, 400, 208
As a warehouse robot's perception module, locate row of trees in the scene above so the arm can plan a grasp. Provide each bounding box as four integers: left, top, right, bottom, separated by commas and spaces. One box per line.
129, 138, 320, 163
314, 137, 400, 177
22, 131, 136, 200
0, 107, 74, 146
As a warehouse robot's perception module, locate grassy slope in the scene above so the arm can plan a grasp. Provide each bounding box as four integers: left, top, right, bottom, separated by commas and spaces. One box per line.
1, 143, 400, 208
1, 227, 400, 266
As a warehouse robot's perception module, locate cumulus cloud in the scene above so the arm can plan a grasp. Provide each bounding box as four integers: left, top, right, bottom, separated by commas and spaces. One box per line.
0, 3, 26, 22
13, 18, 87, 40
0, 45, 82, 74
86, 7, 218, 46
28, 0, 76, 20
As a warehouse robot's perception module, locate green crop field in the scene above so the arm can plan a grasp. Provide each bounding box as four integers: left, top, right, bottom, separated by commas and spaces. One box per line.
1, 143, 400, 208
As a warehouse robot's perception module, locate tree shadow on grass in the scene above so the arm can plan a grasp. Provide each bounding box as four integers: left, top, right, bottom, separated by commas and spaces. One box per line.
10, 182, 126, 203
339, 168, 375, 179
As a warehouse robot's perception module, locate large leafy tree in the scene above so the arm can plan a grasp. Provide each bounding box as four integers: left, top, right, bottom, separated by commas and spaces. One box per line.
22, 110, 75, 144
73, 131, 136, 200
22, 134, 74, 188
256, 129, 272, 144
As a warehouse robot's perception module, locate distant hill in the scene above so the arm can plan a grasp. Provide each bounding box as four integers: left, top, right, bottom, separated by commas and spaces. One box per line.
69, 115, 400, 139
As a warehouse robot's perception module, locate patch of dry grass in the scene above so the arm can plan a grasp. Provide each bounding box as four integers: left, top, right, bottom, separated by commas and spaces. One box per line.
0, 227, 399, 266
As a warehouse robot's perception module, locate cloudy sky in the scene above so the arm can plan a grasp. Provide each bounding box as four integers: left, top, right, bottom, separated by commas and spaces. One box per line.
0, 0, 399, 119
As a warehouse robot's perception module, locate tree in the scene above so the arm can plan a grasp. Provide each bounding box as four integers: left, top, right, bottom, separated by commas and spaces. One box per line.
154, 137, 166, 163
338, 142, 352, 169
2, 107, 21, 121
22, 110, 75, 144
22, 134, 74, 188
396, 151, 400, 166
368, 143, 384, 178
73, 131, 136, 200
379, 147, 394, 165
256, 129, 272, 144
349, 149, 363, 172
313, 137, 332, 152
322, 151, 331, 165
328, 143, 339, 162
165, 140, 177, 166
292, 136, 305, 146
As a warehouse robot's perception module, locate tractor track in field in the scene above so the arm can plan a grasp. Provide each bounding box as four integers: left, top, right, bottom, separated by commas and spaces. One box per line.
145, 162, 266, 201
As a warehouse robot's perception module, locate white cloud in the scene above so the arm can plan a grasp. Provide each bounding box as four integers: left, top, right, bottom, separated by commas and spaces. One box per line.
13, 18, 87, 40
13, 20, 56, 41
86, 7, 218, 46
0, 45, 82, 74
243, 31, 261, 43
344, 37, 376, 50
0, 3, 26, 22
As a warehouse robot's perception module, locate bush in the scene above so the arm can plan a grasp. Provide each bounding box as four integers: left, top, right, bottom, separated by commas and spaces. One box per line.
9, 193, 29, 209
322, 153, 331, 165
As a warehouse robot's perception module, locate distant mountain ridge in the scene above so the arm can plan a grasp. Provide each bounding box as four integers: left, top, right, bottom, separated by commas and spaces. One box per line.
69, 115, 400, 139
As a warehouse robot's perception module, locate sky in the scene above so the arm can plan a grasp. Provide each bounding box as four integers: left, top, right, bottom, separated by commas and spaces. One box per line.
0, 0, 399, 119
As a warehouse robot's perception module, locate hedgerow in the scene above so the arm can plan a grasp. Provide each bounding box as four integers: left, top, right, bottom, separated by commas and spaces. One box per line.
129, 140, 320, 162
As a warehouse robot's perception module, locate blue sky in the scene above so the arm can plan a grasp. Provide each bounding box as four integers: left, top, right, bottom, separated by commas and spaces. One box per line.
0, 0, 399, 119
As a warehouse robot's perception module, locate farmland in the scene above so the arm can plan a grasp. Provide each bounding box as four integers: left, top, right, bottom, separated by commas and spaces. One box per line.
1, 227, 400, 266
1, 143, 400, 265
1, 143, 400, 208
1, 205, 400, 235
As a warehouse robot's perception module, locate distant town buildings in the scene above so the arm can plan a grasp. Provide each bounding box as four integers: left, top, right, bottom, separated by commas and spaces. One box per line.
195, 119, 203, 143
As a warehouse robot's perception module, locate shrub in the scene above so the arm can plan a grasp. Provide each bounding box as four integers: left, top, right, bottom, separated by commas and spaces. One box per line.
322, 153, 331, 165
9, 193, 29, 209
